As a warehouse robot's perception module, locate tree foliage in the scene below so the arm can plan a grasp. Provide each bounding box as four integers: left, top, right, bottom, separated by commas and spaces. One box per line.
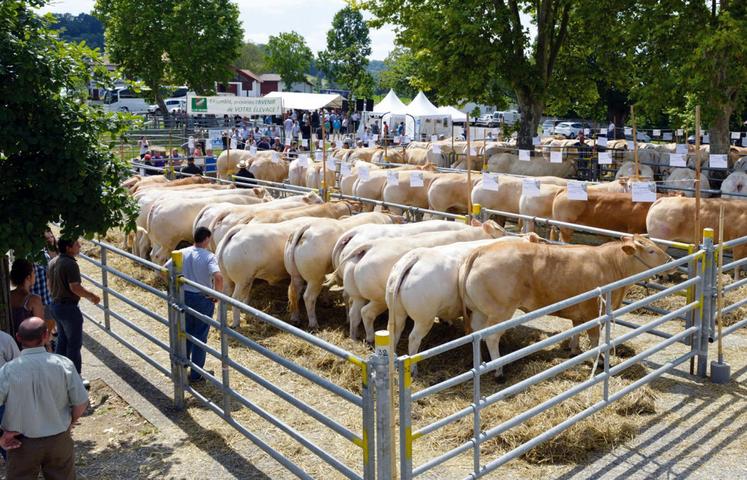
0, 0, 137, 257
318, 6, 374, 98
265, 31, 313, 89
51, 13, 105, 51
95, 0, 243, 104
378, 47, 420, 98
235, 41, 267, 73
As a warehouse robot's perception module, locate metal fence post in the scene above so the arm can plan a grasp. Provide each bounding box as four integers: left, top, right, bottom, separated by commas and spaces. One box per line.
219, 299, 231, 417
100, 245, 111, 331
374, 331, 395, 480
168, 250, 187, 409
698, 228, 716, 377
363, 354, 376, 480
398, 357, 413, 480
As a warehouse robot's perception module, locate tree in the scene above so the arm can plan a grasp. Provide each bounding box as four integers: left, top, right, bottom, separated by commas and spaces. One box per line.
265, 31, 313, 89
364, 0, 574, 147
51, 13, 105, 51
318, 6, 374, 98
95, 0, 242, 113
235, 41, 266, 73
0, 0, 137, 327
378, 47, 420, 98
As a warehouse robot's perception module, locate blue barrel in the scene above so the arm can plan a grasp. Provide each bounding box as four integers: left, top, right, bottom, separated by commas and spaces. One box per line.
204, 156, 217, 173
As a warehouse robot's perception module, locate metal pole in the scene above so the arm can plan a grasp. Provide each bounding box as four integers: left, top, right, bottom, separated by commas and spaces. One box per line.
695, 106, 702, 244
219, 299, 231, 416
466, 115, 473, 220
374, 331, 395, 480
603, 290, 612, 401
698, 228, 715, 377
471, 336, 481, 475
716, 206, 725, 363
363, 355, 376, 480
399, 357, 413, 480
100, 245, 111, 331
321, 110, 328, 202
631, 105, 639, 179
169, 250, 187, 409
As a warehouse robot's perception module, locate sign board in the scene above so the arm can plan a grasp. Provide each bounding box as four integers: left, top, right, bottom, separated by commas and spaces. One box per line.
669, 153, 686, 167
676, 144, 688, 154
208, 129, 223, 149
597, 137, 608, 147
271, 151, 280, 163
298, 155, 309, 168
410, 172, 424, 187
677, 129, 684, 136
431, 135, 438, 142
187, 96, 282, 116
359, 165, 369, 181
341, 163, 352, 177
522, 178, 541, 197
626, 140, 635, 150
703, 134, 710, 144
663, 132, 673, 141
710, 154, 728, 169
387, 170, 399, 186
229, 137, 237, 149
432, 144, 441, 154
632, 182, 657, 202
532, 136, 540, 146
732, 131, 741, 140
598, 152, 612, 164
567, 181, 588, 201
519, 149, 531, 161
326, 157, 336, 171
301, 139, 308, 147
550, 151, 563, 163
469, 147, 477, 156
482, 173, 499, 191
249, 146, 257, 155
653, 129, 661, 137
624, 127, 632, 136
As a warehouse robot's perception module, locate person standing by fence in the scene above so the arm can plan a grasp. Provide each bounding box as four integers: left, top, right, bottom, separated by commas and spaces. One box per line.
0, 317, 88, 480
166, 227, 224, 383
48, 238, 100, 384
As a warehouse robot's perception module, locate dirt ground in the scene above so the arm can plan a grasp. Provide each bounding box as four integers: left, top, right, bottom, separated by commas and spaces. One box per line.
48, 235, 747, 480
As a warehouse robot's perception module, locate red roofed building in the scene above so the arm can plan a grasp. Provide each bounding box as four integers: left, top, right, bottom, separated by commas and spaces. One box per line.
216, 66, 312, 97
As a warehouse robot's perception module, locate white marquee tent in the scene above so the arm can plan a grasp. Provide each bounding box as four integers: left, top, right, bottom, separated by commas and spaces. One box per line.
437, 106, 468, 123
406, 91, 451, 139
265, 91, 343, 110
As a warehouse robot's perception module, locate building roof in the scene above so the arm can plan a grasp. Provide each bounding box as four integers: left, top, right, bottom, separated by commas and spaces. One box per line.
236, 68, 261, 83
259, 73, 281, 82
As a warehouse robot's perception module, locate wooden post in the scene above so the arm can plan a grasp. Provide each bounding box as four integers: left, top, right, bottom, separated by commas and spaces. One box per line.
631, 105, 639, 179
694, 105, 702, 242
466, 115, 473, 219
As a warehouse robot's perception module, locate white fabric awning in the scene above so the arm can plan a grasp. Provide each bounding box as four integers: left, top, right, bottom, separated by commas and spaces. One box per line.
372, 89, 408, 115
437, 106, 468, 122
264, 91, 342, 110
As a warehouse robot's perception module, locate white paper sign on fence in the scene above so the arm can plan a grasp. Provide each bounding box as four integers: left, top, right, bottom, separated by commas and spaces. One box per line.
632, 182, 657, 202
285, 137, 291, 146
532, 136, 540, 146
302, 139, 308, 147
341, 163, 352, 177
469, 147, 477, 156
598, 152, 612, 164
732, 131, 741, 140
272, 151, 280, 163
410, 171, 424, 187
677, 128, 684, 136
387, 171, 399, 186
599, 128, 606, 134
625, 127, 632, 135
367, 140, 374, 148
550, 151, 563, 163
710, 154, 728, 169
519, 149, 531, 161
358, 165, 369, 181
298, 155, 309, 167
676, 144, 688, 154
393, 136, 401, 144
318, 140, 324, 148
669, 153, 686, 167
432, 144, 441, 154
250, 146, 257, 155
326, 158, 336, 170
626, 140, 635, 150
482, 173, 499, 191
702, 134, 710, 144
522, 178, 541, 197
653, 129, 661, 137
403, 135, 410, 144
567, 181, 588, 201
372, 134, 379, 141
597, 137, 608, 147
230, 138, 237, 149
584, 128, 591, 135
663, 132, 673, 141
431, 135, 438, 142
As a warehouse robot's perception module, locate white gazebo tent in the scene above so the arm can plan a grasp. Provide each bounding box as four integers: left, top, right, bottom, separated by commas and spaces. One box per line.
437, 106, 468, 123
364, 89, 411, 140
406, 91, 451, 139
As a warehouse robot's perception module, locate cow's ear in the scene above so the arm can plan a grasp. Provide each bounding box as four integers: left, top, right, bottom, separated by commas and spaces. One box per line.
621, 243, 636, 255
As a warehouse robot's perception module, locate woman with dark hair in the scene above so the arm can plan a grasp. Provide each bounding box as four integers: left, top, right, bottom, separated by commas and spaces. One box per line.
9, 259, 45, 345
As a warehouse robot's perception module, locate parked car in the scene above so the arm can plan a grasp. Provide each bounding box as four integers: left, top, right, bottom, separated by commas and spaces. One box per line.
148, 98, 187, 115
476, 110, 521, 127
541, 119, 558, 135
554, 121, 585, 138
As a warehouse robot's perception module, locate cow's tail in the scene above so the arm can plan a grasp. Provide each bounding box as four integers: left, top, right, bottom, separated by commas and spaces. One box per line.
193, 206, 212, 237
458, 248, 480, 334
285, 224, 311, 313
216, 225, 242, 283
385, 252, 418, 336
326, 243, 369, 287
331, 232, 355, 269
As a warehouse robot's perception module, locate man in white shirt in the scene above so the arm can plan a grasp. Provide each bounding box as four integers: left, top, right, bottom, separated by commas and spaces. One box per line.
165, 227, 224, 383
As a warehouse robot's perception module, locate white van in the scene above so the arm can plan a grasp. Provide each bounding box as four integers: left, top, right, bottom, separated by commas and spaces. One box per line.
103, 87, 150, 114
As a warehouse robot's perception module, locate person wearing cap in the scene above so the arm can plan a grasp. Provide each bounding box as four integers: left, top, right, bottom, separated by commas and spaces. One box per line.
0, 317, 89, 478
142, 153, 154, 176
180, 156, 203, 177
234, 160, 255, 187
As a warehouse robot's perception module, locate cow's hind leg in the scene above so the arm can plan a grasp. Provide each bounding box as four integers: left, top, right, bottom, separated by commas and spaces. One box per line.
303, 281, 324, 330
482, 310, 513, 381
230, 279, 254, 328
362, 300, 388, 344
349, 297, 366, 340
287, 274, 305, 325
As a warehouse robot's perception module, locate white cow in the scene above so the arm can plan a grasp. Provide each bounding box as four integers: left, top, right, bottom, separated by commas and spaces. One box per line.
284, 212, 401, 328
663, 168, 711, 198
342, 222, 507, 342
386, 235, 537, 357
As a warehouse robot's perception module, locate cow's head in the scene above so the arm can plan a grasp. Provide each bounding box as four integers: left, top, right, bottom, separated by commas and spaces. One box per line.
621, 235, 672, 273
481, 220, 508, 238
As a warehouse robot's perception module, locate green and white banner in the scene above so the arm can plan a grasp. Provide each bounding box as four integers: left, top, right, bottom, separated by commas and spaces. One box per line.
187, 95, 282, 116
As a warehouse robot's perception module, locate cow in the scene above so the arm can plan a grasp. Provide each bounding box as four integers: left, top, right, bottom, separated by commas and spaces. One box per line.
551, 190, 653, 243
209, 192, 323, 249
381, 170, 440, 213
472, 175, 568, 226
646, 197, 747, 267
351, 166, 436, 211
342, 222, 507, 342
192, 194, 274, 234
250, 201, 360, 224
427, 173, 482, 214
146, 188, 270, 264
615, 161, 654, 180
217, 149, 255, 180
217, 204, 354, 327
386, 234, 538, 359
721, 171, 747, 199
284, 212, 402, 328
458, 236, 671, 378
304, 160, 336, 190
250, 155, 290, 183
339, 161, 381, 195
485, 152, 576, 177
662, 168, 712, 198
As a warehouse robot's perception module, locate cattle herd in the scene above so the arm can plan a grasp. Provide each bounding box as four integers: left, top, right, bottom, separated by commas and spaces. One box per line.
122, 137, 747, 376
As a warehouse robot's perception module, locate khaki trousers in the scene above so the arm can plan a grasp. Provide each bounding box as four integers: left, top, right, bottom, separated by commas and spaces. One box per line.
6, 430, 75, 480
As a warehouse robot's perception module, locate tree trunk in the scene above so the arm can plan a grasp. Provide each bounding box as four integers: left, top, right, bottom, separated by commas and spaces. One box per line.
516, 92, 544, 150
156, 93, 171, 128
709, 105, 732, 155
0, 256, 11, 334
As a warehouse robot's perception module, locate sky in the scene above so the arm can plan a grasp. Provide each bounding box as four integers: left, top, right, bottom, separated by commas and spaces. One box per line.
39, 0, 398, 60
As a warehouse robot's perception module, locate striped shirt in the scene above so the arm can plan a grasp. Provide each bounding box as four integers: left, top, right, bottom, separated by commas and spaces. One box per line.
31, 251, 53, 306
